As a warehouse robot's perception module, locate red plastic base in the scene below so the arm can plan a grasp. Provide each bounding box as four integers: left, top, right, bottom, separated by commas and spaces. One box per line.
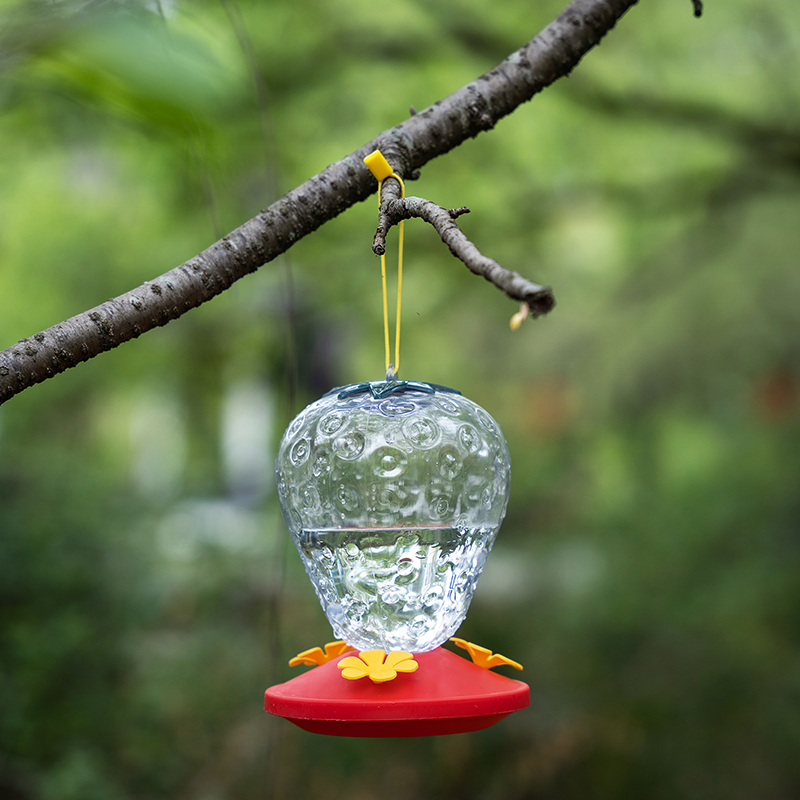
264, 646, 529, 737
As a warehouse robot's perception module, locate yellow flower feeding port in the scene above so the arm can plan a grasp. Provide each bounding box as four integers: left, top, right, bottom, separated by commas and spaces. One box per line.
337, 650, 419, 683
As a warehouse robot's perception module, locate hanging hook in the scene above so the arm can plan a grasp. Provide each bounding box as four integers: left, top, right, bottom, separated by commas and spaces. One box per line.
365, 150, 405, 377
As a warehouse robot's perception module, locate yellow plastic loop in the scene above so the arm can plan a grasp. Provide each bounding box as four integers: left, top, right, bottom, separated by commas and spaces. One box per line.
364, 150, 405, 378
364, 150, 394, 182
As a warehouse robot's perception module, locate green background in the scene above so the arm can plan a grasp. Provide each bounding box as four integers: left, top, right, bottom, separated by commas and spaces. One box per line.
1, 0, 799, 797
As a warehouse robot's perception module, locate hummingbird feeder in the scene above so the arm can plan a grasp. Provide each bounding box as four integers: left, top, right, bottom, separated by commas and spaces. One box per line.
264, 152, 529, 737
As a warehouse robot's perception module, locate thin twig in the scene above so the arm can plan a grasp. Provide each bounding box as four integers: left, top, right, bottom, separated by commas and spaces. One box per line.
373, 192, 555, 317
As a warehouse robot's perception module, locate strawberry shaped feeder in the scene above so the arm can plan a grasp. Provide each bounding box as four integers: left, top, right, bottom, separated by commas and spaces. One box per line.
265, 379, 529, 736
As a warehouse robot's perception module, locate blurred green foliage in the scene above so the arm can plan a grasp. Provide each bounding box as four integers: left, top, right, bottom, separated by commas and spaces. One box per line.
1, 0, 799, 797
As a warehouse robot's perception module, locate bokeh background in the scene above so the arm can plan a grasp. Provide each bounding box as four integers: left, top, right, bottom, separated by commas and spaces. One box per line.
1, 0, 799, 797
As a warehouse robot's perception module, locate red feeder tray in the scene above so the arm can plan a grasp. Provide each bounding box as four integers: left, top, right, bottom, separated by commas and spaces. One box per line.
264, 646, 529, 737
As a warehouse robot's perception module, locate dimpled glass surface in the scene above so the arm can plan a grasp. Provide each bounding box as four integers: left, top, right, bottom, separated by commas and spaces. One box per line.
275, 381, 511, 652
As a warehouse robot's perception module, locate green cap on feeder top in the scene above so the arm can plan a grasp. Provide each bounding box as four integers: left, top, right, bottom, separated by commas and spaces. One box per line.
275, 380, 511, 654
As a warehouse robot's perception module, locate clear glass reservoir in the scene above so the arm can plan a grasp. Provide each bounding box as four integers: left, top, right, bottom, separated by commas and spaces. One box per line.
275, 381, 511, 653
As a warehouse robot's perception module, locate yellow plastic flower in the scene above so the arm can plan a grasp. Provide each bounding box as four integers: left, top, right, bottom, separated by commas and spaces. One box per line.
289, 641, 354, 667
337, 649, 419, 683
450, 638, 523, 671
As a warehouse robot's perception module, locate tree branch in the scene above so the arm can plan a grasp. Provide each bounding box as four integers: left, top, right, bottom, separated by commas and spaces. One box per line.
0, 0, 639, 406
372, 193, 555, 317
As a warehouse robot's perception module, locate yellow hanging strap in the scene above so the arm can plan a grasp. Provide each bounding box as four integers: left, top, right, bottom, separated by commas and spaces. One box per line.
364, 150, 405, 379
